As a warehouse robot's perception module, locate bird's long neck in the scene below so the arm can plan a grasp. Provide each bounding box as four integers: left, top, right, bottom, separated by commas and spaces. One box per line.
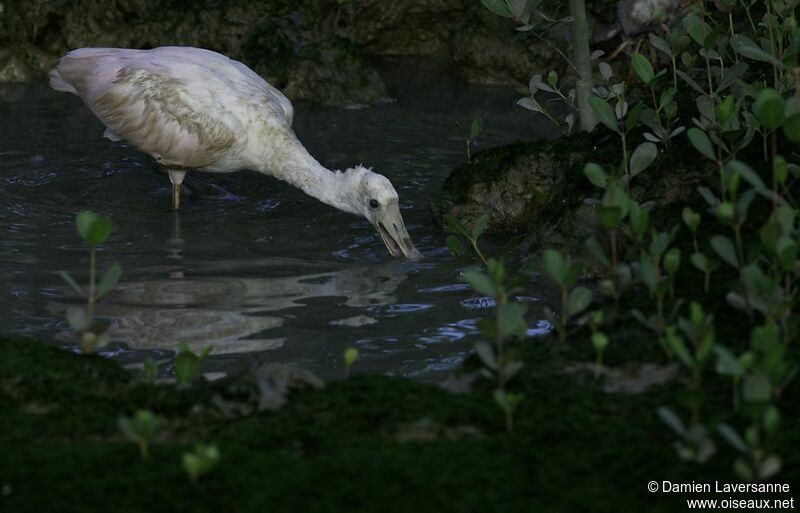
250, 127, 358, 214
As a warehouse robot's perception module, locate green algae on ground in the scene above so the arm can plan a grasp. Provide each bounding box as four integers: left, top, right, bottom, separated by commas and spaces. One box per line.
1, 336, 797, 512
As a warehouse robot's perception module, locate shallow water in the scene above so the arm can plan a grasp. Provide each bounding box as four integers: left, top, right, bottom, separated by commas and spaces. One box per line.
0, 58, 553, 379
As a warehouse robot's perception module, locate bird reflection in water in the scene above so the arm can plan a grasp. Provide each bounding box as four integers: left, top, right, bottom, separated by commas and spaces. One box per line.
62, 255, 407, 355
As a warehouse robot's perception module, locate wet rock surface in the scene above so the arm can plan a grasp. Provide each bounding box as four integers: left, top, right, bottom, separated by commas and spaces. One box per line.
0, 0, 623, 105
432, 129, 710, 255
0, 0, 388, 105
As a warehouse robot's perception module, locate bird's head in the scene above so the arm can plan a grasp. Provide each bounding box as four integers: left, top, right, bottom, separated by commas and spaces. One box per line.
343, 166, 421, 260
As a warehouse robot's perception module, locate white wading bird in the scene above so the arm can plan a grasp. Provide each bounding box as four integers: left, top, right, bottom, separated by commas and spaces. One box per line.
50, 46, 420, 259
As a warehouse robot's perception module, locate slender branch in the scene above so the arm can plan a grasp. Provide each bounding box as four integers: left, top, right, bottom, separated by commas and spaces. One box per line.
529, 31, 579, 75
88, 245, 96, 321
568, 0, 596, 131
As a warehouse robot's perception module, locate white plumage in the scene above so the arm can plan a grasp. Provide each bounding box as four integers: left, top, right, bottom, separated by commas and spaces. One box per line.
50, 46, 419, 259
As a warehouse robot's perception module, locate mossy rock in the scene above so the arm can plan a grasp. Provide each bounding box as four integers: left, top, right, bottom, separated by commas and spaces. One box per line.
0, 0, 387, 106
450, 7, 565, 86
432, 130, 617, 235
432, 129, 711, 255
0, 0, 628, 97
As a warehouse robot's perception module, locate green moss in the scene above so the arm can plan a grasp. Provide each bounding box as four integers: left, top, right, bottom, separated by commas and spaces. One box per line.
1, 336, 797, 512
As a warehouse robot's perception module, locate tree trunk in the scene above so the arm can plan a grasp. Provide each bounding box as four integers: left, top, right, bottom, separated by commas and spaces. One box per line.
569, 0, 597, 132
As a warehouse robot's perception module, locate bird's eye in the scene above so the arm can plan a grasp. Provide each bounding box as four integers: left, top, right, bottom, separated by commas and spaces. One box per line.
369, 199, 379, 209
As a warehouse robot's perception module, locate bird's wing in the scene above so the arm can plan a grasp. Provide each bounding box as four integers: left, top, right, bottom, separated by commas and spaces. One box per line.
227, 59, 294, 126
90, 66, 238, 169
54, 48, 241, 169
149, 47, 295, 126
119, 47, 295, 126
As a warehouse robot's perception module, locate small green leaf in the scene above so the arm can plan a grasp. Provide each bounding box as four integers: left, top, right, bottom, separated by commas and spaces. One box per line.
585, 237, 609, 267
583, 163, 608, 189
597, 206, 624, 229
714, 345, 744, 377
711, 235, 738, 268
730, 34, 783, 66
716, 202, 735, 224
498, 302, 527, 339
763, 406, 781, 434
631, 53, 655, 85
687, 128, 716, 160
664, 248, 681, 274
760, 222, 782, 252
592, 332, 609, 351
777, 238, 797, 272
182, 444, 220, 483
629, 203, 650, 239
665, 327, 693, 368
717, 423, 750, 454
463, 270, 496, 297
567, 287, 592, 317
97, 262, 122, 299
58, 271, 85, 297
66, 306, 89, 331
87, 216, 113, 245
690, 252, 710, 272
625, 102, 645, 133
658, 407, 686, 436
543, 249, 566, 286
76, 211, 98, 241
443, 214, 471, 238
742, 373, 771, 403
648, 34, 672, 57
783, 113, 800, 142
629, 142, 658, 178
493, 388, 524, 411
773, 156, 788, 184
547, 70, 558, 89
472, 211, 491, 239
649, 231, 672, 259
659, 88, 675, 111
470, 116, 483, 140
589, 95, 618, 132
638, 260, 659, 294
141, 358, 158, 384
446, 235, 465, 257
676, 69, 704, 94
759, 455, 782, 480
725, 160, 769, 195
480, 0, 512, 18
499, 360, 524, 383
715, 95, 736, 125
682, 207, 700, 232
344, 346, 359, 368
477, 317, 497, 341
754, 89, 785, 130
683, 14, 710, 47
474, 341, 497, 370
174, 344, 211, 385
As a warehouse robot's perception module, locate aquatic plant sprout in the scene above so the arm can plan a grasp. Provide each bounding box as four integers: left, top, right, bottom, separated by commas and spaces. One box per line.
59, 211, 121, 353
444, 212, 526, 432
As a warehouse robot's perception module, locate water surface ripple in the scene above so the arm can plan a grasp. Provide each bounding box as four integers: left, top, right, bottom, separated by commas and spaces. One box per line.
0, 58, 553, 379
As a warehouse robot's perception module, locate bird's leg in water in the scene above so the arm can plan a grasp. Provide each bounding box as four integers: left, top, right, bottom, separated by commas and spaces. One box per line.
171, 184, 181, 210
172, 210, 182, 240
168, 169, 187, 210
164, 210, 184, 263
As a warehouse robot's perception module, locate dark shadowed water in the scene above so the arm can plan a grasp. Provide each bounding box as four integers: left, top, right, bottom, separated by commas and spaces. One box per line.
0, 58, 553, 380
